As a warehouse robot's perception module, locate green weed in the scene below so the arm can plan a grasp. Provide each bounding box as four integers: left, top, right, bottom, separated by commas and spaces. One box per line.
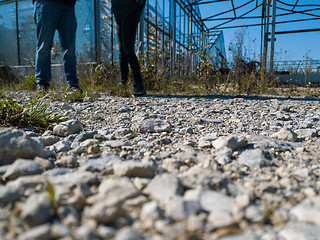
47, 181, 56, 205
18, 74, 37, 91
0, 92, 68, 131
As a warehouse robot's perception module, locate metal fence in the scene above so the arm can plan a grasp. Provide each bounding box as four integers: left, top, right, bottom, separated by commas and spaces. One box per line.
0, 0, 226, 76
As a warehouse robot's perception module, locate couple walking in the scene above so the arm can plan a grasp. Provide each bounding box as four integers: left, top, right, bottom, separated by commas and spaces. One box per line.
34, 0, 146, 96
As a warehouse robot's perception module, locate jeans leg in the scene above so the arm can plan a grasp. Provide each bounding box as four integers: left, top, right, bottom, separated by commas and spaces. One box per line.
58, 5, 78, 87
119, 11, 143, 86
116, 22, 129, 84
34, 1, 60, 85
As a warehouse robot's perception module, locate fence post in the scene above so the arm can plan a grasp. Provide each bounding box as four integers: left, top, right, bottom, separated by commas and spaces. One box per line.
94, 0, 101, 63
269, 0, 276, 72
172, 0, 176, 77
15, 1, 21, 66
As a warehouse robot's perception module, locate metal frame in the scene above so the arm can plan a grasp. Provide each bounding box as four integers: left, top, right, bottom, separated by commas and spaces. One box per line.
190, 0, 320, 71
2, 0, 318, 75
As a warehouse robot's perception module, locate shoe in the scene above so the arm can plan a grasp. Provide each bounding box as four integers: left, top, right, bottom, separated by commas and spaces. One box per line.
133, 84, 146, 96
119, 79, 127, 87
69, 85, 83, 94
36, 84, 49, 93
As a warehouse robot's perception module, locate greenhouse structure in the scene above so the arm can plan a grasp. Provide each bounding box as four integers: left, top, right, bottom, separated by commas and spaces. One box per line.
0, 0, 226, 76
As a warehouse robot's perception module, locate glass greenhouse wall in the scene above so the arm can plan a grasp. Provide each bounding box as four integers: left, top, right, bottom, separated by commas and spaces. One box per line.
0, 0, 226, 76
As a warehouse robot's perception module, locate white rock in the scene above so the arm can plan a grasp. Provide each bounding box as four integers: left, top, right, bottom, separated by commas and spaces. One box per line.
0, 128, 44, 164
199, 190, 234, 213
144, 174, 183, 203
271, 127, 297, 142
3, 159, 43, 181
212, 135, 248, 150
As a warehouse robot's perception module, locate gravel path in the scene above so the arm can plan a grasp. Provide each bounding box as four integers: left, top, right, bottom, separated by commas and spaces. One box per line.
1, 92, 320, 240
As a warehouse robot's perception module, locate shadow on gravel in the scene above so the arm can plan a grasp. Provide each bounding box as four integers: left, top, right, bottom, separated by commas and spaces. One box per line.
146, 94, 320, 102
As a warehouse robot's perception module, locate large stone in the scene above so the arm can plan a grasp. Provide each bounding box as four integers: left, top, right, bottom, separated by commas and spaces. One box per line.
244, 204, 264, 222
208, 210, 234, 228
0, 128, 44, 165
198, 133, 218, 148
271, 127, 298, 142
174, 150, 213, 165
179, 166, 228, 190
199, 190, 235, 213
33, 157, 53, 170
73, 131, 96, 143
53, 120, 83, 137
84, 202, 126, 224
54, 155, 78, 168
19, 192, 52, 227
114, 127, 133, 138
50, 140, 71, 153
165, 196, 200, 220
246, 134, 301, 151
132, 119, 172, 133
212, 135, 248, 150
47, 171, 98, 189
238, 149, 272, 168
6, 175, 47, 193
79, 152, 122, 171
0, 185, 22, 203
214, 146, 233, 165
114, 227, 143, 240
41, 135, 59, 147
140, 201, 164, 222
278, 224, 320, 240
74, 224, 100, 240
144, 174, 184, 203
87, 176, 140, 205
113, 161, 154, 178
290, 197, 320, 225
16, 224, 51, 240
295, 128, 318, 139
3, 159, 43, 181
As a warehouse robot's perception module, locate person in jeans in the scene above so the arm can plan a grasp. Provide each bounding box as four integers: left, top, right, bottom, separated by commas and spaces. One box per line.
33, 0, 81, 92
111, 0, 146, 96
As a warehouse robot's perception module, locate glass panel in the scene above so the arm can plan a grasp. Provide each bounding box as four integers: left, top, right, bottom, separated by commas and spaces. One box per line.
0, 0, 226, 73
17, 0, 36, 65
101, 0, 117, 62
0, 1, 18, 65
74, 0, 95, 63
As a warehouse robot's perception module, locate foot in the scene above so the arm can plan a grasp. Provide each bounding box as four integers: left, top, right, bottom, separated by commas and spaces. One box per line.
36, 84, 50, 93
69, 85, 83, 94
133, 84, 146, 96
119, 80, 127, 87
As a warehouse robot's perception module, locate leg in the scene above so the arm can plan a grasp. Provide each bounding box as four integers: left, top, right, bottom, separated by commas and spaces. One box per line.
119, 10, 143, 87
34, 0, 60, 86
116, 21, 129, 85
57, 4, 79, 87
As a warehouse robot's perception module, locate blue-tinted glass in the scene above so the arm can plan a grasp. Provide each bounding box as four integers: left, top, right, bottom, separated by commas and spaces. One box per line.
0, 0, 226, 71
0, 1, 18, 65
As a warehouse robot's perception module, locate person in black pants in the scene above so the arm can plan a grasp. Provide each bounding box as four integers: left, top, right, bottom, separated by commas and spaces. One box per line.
111, 0, 146, 96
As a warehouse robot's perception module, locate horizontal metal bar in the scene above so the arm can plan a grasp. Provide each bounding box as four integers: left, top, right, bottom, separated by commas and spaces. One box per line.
209, 17, 320, 30
272, 28, 320, 35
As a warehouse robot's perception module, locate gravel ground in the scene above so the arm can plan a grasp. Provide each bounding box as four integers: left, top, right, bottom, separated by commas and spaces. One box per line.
1, 91, 320, 240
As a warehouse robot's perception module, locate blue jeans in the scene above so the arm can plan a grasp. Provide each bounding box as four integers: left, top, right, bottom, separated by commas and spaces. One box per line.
34, 0, 78, 87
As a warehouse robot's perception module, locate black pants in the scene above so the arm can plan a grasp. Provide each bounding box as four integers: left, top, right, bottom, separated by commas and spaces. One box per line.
116, 10, 143, 86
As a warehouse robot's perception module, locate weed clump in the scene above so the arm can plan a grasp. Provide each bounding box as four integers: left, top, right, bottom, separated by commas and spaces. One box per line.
0, 93, 67, 132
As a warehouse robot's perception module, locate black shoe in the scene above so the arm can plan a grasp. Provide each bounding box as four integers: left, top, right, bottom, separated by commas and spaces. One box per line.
36, 84, 49, 93
133, 84, 146, 96
69, 85, 83, 94
119, 80, 127, 87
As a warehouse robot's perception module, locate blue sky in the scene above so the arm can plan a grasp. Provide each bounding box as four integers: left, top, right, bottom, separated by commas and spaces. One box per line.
198, 0, 320, 62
